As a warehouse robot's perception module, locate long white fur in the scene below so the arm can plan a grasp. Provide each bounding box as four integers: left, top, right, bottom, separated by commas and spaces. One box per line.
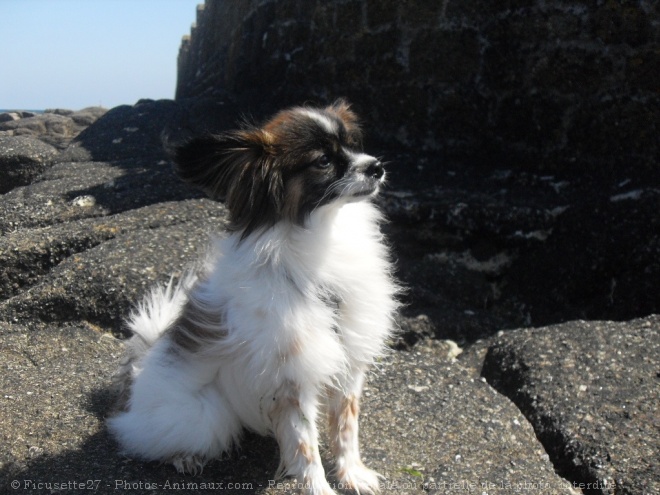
108, 121, 398, 495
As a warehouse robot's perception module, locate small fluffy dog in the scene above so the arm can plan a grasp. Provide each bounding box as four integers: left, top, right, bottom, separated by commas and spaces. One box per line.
108, 100, 399, 494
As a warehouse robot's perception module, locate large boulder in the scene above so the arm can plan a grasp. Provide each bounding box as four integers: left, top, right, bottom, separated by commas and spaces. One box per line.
57, 100, 184, 163
0, 111, 27, 123
0, 107, 109, 194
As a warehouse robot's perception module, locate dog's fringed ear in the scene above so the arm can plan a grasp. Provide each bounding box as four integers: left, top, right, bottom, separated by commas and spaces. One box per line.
172, 130, 284, 237
327, 98, 363, 148
171, 132, 245, 201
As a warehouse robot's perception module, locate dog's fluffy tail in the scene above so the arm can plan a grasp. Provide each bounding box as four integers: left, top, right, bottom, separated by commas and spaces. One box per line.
112, 274, 196, 409
126, 275, 193, 348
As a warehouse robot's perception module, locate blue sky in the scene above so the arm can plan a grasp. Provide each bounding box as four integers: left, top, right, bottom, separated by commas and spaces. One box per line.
1, 0, 201, 111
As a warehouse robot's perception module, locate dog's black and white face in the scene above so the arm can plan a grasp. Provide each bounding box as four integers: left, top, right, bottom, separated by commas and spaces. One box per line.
173, 99, 384, 236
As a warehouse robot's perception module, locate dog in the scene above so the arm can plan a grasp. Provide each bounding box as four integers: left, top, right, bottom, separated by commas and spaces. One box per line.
108, 99, 399, 494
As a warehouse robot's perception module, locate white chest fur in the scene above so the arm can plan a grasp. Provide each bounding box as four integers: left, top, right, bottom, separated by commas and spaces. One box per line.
185, 201, 397, 431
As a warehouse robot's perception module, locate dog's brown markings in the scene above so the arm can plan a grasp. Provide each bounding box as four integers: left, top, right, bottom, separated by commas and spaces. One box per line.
268, 380, 301, 427
328, 99, 363, 148
297, 441, 314, 464
329, 394, 359, 456
262, 111, 292, 139
276, 336, 304, 365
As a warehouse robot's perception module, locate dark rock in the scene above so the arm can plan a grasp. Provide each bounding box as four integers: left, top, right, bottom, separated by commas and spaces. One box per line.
44, 108, 74, 116
55, 99, 239, 165
0, 112, 69, 134
592, 1, 654, 47
0, 136, 58, 193
380, 150, 660, 331
58, 101, 183, 163
0, 155, 201, 235
0, 322, 122, 484
482, 316, 660, 495
360, 340, 580, 495
409, 28, 481, 85
0, 201, 228, 332
70, 106, 109, 126
176, 0, 659, 173
0, 113, 76, 148
0, 111, 39, 122
502, 185, 660, 325
0, 199, 225, 301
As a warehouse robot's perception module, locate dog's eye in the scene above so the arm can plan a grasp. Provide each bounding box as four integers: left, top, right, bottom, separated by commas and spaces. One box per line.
316, 154, 332, 169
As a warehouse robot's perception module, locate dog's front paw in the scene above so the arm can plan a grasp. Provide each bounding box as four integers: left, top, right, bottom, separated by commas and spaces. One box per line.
170, 454, 207, 475
300, 477, 337, 495
337, 462, 383, 494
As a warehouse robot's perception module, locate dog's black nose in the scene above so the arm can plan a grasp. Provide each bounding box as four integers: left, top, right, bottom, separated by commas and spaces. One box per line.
365, 160, 384, 179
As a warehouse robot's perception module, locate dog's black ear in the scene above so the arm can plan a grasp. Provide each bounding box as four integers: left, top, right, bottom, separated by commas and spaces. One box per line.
171, 133, 243, 201
172, 130, 284, 236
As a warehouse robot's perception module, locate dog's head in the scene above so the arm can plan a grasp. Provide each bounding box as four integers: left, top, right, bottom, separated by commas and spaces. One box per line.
172, 99, 385, 237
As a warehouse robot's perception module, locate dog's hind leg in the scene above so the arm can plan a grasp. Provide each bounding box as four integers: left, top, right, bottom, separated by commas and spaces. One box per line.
108, 343, 241, 472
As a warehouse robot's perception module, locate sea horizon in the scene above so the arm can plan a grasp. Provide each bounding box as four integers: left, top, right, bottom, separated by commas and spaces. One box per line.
0, 109, 45, 114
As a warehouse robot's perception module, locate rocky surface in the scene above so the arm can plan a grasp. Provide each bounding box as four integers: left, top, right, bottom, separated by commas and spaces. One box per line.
0, 108, 107, 150
381, 150, 660, 338
0, 136, 58, 194
482, 317, 659, 495
0, 98, 658, 494
0, 108, 107, 194
1, 326, 580, 495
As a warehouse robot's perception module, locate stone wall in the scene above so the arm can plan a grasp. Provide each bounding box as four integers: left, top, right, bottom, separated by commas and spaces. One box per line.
176, 0, 659, 172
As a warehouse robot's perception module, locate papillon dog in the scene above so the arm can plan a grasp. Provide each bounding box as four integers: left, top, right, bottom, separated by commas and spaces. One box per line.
108, 99, 399, 494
